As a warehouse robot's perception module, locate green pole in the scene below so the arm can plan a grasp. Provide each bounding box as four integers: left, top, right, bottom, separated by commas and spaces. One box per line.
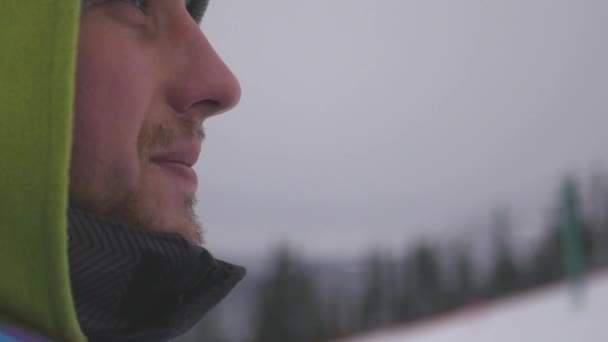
559, 178, 586, 307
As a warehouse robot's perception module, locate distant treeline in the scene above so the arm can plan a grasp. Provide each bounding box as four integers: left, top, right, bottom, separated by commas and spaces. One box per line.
179, 173, 608, 342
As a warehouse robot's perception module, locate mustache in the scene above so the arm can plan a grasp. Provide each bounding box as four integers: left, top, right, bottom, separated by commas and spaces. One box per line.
138, 114, 205, 152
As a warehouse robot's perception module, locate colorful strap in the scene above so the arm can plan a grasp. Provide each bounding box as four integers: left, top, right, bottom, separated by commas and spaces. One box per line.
0, 332, 18, 342
0, 325, 49, 342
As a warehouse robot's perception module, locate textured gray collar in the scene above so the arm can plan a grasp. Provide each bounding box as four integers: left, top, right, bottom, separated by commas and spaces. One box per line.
67, 207, 245, 342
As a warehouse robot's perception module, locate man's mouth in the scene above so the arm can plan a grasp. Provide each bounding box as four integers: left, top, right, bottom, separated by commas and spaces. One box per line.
150, 143, 201, 189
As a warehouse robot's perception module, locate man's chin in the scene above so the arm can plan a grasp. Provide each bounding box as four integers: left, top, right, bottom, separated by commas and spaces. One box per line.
107, 202, 204, 246
70, 189, 203, 246
165, 220, 204, 245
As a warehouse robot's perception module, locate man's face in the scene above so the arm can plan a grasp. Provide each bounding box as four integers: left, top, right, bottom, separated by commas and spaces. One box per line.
70, 0, 240, 244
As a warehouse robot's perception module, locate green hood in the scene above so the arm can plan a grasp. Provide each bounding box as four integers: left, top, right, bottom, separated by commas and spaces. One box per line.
0, 1, 86, 341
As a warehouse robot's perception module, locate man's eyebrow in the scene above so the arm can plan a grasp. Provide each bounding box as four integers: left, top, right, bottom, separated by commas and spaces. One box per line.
186, 0, 209, 24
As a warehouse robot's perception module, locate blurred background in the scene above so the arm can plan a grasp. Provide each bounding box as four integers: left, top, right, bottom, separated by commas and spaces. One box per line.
178, 1, 608, 341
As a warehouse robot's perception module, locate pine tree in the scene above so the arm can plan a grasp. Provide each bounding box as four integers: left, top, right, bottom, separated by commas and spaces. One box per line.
359, 251, 389, 330
253, 246, 324, 342
411, 243, 441, 318
487, 208, 520, 298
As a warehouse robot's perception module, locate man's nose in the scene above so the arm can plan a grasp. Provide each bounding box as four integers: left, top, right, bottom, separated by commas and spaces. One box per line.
164, 17, 241, 123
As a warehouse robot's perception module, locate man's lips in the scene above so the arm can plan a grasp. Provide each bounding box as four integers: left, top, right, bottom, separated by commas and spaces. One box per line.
150, 143, 201, 167
150, 144, 201, 188
154, 162, 198, 188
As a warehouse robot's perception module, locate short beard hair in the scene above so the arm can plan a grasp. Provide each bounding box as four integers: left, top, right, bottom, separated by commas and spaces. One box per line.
100, 186, 204, 245
69, 114, 205, 245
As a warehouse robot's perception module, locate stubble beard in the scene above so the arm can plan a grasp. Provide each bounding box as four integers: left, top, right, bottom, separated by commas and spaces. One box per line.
100, 185, 203, 245
70, 115, 205, 245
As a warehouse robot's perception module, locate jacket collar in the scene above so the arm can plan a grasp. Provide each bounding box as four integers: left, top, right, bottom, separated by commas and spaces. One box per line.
67, 207, 245, 342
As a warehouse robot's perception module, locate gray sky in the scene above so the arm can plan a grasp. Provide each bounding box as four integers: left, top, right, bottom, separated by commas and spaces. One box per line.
194, 0, 608, 259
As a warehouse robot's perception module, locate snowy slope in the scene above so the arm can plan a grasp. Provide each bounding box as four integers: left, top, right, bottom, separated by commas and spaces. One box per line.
345, 272, 608, 342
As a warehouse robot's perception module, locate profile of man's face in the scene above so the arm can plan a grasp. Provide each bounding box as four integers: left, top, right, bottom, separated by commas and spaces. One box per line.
69, 0, 240, 244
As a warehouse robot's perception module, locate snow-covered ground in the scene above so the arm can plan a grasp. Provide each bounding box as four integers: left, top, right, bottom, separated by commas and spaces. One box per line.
344, 272, 608, 342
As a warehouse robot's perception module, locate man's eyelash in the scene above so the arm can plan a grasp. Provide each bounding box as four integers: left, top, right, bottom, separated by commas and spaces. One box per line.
126, 0, 146, 11
82, 0, 207, 22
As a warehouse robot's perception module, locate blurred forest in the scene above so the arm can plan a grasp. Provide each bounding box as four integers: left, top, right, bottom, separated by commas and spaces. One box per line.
177, 172, 608, 342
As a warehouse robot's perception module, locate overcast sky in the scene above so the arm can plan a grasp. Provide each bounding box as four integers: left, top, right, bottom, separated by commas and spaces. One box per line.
193, 0, 607, 260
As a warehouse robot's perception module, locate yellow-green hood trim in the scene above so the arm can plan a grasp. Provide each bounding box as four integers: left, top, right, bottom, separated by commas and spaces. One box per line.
0, 1, 86, 341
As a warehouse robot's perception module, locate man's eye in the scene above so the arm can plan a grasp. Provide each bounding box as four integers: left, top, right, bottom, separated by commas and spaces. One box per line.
125, 0, 146, 11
